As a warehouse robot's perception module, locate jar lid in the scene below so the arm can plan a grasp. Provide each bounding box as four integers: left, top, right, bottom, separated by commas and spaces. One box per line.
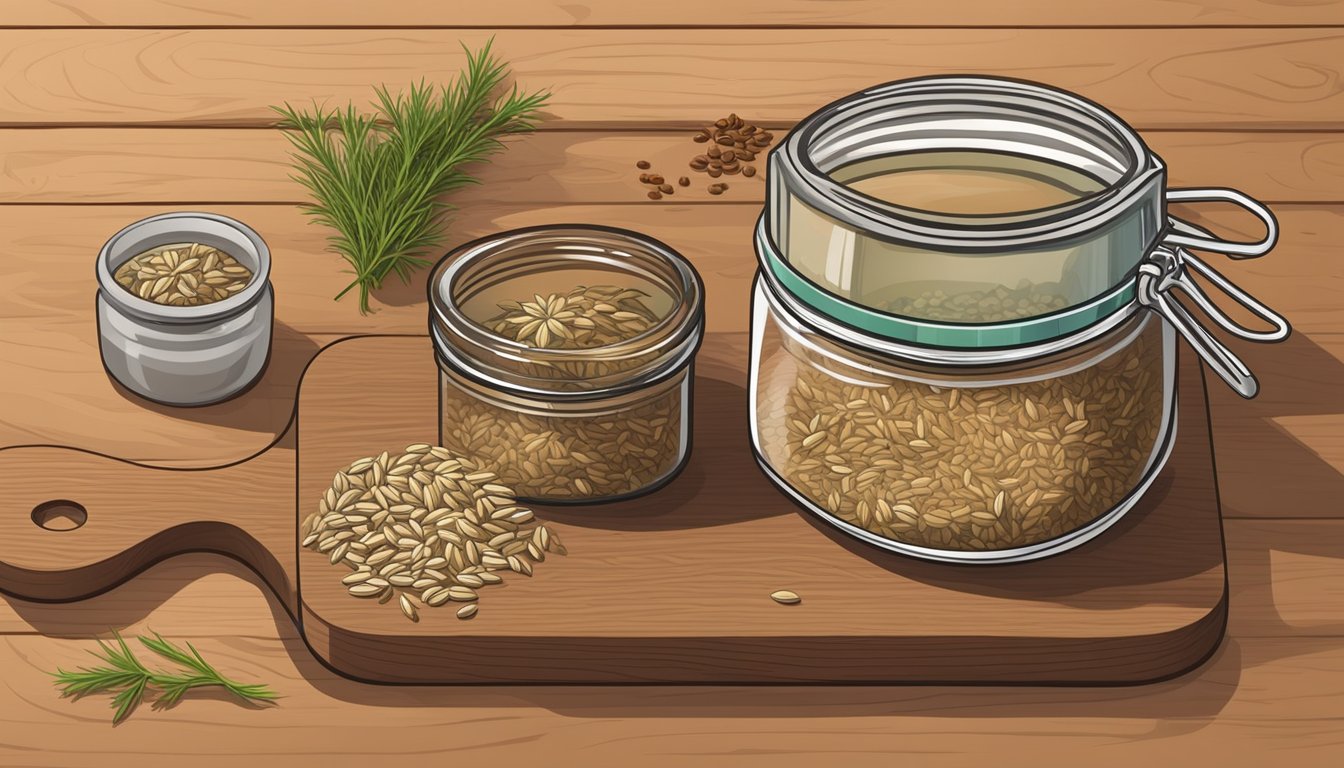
765, 75, 1166, 330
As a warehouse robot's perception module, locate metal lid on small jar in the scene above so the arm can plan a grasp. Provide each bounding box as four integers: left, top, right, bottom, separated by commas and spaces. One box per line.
429, 225, 705, 401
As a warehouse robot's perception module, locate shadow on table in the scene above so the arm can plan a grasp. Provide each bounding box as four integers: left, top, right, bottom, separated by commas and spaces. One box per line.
1205, 331, 1344, 518
108, 319, 319, 438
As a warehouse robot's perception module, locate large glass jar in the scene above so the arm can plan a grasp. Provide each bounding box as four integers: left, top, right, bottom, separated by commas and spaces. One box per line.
750, 76, 1290, 562
429, 225, 704, 504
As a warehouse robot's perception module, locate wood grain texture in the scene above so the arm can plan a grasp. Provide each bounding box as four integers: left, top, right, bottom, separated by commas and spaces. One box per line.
4, 632, 1344, 766
0, 333, 1227, 684
1, 129, 1341, 204
14, 0, 1344, 27
0, 517, 1321, 638
1, 203, 1334, 478
0, 29, 1341, 128
293, 335, 1225, 684
0, 435, 297, 608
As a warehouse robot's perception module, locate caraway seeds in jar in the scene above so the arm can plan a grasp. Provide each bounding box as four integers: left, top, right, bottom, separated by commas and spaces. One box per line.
96, 211, 273, 406
750, 76, 1290, 563
430, 225, 705, 504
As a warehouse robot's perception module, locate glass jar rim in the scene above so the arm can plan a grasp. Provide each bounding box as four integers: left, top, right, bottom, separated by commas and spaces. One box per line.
770, 75, 1165, 253
429, 224, 705, 398
95, 211, 272, 324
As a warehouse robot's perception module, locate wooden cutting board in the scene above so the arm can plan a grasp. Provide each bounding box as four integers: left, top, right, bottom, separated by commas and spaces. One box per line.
0, 333, 1227, 684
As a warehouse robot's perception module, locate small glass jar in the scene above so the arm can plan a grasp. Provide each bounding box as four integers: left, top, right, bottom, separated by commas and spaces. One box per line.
95, 211, 273, 406
751, 76, 1290, 562
429, 225, 705, 504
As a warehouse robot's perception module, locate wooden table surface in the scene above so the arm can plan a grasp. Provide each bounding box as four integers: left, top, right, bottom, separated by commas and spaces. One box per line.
1, 2, 1342, 764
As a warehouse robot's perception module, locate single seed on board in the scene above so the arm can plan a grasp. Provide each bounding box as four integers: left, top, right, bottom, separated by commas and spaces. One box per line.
770, 590, 802, 605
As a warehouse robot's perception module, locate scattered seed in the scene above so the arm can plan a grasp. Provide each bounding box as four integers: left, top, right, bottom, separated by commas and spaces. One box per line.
771, 590, 802, 605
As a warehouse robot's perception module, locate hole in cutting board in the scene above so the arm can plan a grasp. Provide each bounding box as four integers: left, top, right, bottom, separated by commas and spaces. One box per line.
32, 500, 88, 531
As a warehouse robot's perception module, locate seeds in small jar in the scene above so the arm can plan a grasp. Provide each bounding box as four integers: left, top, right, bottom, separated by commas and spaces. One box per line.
445, 285, 684, 501
113, 242, 252, 306
486, 285, 661, 351
302, 445, 568, 622
756, 317, 1165, 552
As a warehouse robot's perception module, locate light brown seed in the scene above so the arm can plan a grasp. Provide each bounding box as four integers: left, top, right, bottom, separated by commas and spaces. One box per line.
770, 590, 802, 605
303, 445, 567, 622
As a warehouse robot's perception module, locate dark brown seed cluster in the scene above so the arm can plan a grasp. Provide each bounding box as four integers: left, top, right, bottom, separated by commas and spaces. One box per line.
637, 166, 678, 200
637, 170, 677, 201
688, 114, 773, 188
634, 114, 774, 200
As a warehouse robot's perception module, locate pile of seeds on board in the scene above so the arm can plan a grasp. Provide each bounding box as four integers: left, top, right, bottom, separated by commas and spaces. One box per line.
302, 444, 566, 622
885, 285, 1072, 323
114, 242, 252, 306
442, 284, 682, 500
757, 320, 1165, 551
635, 114, 773, 200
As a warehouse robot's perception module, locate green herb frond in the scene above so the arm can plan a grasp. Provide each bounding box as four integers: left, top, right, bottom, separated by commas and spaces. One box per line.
50, 631, 277, 723
273, 39, 549, 313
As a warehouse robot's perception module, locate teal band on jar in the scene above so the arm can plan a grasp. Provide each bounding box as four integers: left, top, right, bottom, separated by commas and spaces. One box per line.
755, 217, 1136, 349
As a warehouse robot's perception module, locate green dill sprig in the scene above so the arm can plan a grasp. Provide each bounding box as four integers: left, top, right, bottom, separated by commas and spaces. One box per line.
273, 39, 549, 313
50, 631, 277, 723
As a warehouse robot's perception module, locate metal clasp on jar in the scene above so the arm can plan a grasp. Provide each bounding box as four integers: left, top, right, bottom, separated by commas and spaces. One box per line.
1137, 188, 1291, 399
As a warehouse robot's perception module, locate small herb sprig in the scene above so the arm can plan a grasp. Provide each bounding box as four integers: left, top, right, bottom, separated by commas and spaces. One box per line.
274, 39, 549, 313
50, 631, 277, 723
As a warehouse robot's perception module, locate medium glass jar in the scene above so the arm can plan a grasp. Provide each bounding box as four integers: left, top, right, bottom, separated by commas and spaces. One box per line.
429, 225, 705, 504
751, 76, 1289, 562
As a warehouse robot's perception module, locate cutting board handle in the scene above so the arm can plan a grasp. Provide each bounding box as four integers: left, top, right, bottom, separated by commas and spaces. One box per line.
0, 443, 296, 606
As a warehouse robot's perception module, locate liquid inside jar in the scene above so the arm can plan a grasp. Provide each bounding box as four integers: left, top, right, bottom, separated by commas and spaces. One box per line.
113, 242, 253, 307
784, 150, 1121, 323
833, 150, 1104, 215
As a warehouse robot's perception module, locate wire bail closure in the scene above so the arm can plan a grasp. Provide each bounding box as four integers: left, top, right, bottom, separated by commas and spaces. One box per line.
1138, 188, 1291, 399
